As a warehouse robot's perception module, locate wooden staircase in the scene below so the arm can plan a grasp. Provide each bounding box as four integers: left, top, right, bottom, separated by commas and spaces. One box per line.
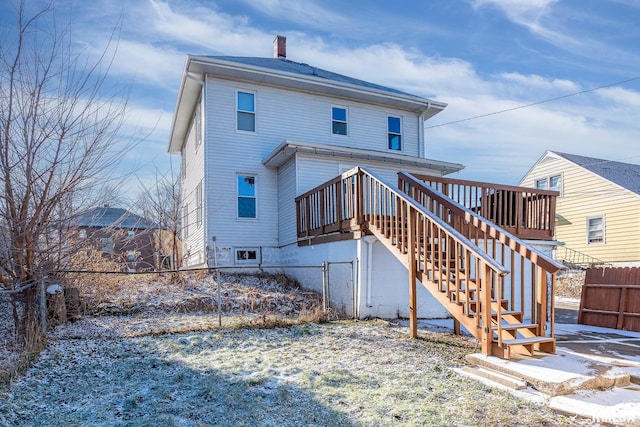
295, 167, 564, 359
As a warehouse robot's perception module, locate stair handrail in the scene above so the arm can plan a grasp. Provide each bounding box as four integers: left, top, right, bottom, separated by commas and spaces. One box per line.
361, 167, 509, 276
398, 172, 564, 274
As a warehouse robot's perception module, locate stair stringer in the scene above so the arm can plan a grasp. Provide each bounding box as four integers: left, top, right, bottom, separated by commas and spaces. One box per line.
365, 226, 484, 343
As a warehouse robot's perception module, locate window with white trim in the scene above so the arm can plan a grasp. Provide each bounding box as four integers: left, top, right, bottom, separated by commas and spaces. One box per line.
183, 203, 189, 239
332, 106, 347, 135
388, 116, 402, 150
235, 248, 259, 264
587, 215, 605, 244
79, 229, 87, 239
535, 175, 562, 196
237, 91, 255, 132
127, 230, 135, 237
196, 180, 203, 228
237, 175, 256, 219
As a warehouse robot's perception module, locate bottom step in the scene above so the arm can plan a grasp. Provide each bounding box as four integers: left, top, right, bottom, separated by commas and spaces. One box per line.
494, 337, 556, 359
461, 365, 527, 390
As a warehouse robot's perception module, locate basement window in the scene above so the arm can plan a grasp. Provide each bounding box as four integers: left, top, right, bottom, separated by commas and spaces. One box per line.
235, 248, 259, 264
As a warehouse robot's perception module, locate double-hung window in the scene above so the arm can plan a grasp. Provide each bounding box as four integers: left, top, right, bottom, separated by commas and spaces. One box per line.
587, 215, 605, 244
196, 181, 203, 228
237, 91, 255, 132
332, 106, 347, 135
535, 175, 562, 196
237, 175, 256, 219
388, 116, 402, 150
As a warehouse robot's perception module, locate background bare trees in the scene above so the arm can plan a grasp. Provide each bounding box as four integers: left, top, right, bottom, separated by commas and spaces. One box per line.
0, 1, 130, 345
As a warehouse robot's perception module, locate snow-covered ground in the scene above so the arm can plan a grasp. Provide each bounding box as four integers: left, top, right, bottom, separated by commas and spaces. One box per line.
1, 316, 592, 426
0, 273, 596, 425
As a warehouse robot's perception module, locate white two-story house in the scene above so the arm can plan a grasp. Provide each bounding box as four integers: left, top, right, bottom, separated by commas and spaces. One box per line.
167, 37, 561, 326
167, 36, 566, 360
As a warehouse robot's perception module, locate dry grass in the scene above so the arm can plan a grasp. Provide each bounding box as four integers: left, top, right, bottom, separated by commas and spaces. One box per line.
555, 269, 586, 299
1, 319, 591, 426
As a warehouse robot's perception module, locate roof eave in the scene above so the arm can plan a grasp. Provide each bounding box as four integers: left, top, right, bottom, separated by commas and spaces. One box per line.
263, 140, 464, 175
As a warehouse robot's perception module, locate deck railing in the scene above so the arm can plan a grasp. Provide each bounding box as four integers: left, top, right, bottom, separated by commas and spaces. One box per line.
410, 174, 558, 240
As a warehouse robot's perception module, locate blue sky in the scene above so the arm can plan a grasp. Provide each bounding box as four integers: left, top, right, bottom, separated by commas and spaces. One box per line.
3, 0, 640, 192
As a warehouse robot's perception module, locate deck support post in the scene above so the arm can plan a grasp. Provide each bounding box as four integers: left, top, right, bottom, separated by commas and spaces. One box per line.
408, 208, 418, 338
481, 263, 493, 355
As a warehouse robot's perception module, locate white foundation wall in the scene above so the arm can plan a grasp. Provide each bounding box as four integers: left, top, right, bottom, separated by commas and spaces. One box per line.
280, 237, 450, 320
357, 237, 449, 319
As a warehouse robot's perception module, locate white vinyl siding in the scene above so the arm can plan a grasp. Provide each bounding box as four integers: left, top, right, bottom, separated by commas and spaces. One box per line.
180, 86, 206, 267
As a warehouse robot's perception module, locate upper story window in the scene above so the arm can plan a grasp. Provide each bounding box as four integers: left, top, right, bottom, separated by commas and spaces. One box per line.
237, 91, 255, 132
535, 174, 562, 196
78, 229, 87, 239
127, 230, 135, 237
587, 215, 605, 244
332, 106, 347, 135
237, 175, 256, 219
388, 116, 402, 151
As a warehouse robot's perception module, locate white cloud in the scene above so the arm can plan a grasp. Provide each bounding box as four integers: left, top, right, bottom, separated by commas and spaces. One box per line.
237, 0, 350, 30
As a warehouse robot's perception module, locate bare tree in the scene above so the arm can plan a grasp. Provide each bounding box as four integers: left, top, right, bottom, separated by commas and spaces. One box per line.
0, 1, 130, 342
135, 164, 182, 271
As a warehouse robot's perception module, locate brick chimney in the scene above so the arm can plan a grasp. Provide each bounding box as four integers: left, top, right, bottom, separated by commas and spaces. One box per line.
273, 35, 286, 59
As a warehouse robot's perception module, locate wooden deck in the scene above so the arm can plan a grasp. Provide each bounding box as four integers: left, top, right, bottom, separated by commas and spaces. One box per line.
295, 168, 564, 359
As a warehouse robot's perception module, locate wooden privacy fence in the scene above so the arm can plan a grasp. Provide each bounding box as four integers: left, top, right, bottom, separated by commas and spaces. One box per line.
578, 267, 640, 332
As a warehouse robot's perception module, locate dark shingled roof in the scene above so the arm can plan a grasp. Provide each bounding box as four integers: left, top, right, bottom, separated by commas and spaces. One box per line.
76, 207, 158, 229
554, 151, 640, 196
207, 56, 415, 97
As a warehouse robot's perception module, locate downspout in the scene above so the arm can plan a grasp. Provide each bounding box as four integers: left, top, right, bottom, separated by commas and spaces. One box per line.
366, 238, 374, 307
419, 103, 429, 158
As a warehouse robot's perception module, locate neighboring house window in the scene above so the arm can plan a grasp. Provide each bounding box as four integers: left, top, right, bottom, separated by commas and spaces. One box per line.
127, 251, 136, 262
535, 175, 562, 196
237, 91, 255, 132
549, 175, 562, 194
101, 237, 114, 253
196, 180, 203, 228
78, 229, 87, 239
587, 215, 605, 244
332, 106, 347, 135
237, 175, 256, 219
235, 248, 259, 264
127, 230, 135, 237
183, 203, 189, 239
388, 116, 402, 150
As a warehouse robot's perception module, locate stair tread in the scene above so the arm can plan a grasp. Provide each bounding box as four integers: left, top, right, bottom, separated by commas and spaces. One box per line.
502, 336, 555, 345
492, 322, 538, 331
